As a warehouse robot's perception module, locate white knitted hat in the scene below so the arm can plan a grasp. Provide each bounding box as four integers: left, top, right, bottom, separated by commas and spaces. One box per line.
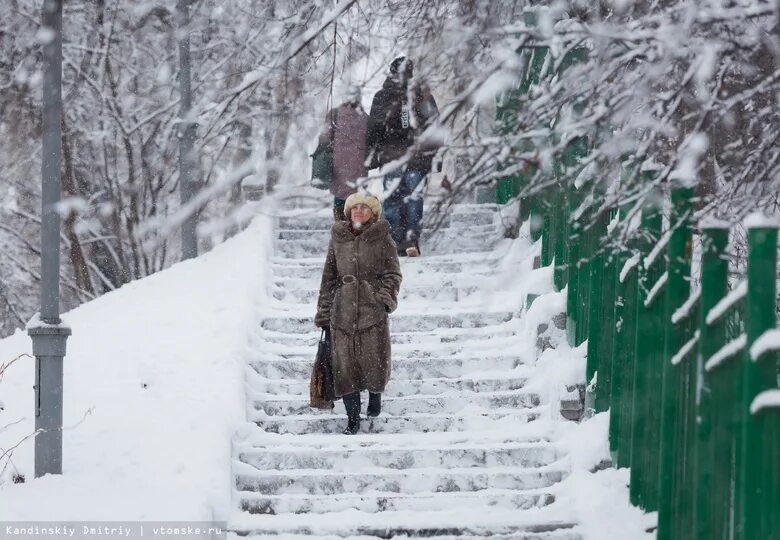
344, 192, 382, 218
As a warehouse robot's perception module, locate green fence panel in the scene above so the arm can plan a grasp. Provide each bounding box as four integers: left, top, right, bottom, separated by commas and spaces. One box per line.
566, 185, 583, 346
553, 184, 569, 291
737, 223, 779, 540
754, 405, 780, 539
692, 225, 729, 539
586, 210, 614, 414
495, 43, 549, 205
657, 187, 694, 540
608, 217, 629, 463
541, 189, 556, 268
628, 204, 663, 510
595, 212, 619, 415
616, 240, 640, 468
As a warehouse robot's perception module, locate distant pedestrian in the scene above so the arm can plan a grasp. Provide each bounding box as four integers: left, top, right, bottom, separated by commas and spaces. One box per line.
366, 57, 441, 256
319, 86, 368, 221
314, 193, 402, 434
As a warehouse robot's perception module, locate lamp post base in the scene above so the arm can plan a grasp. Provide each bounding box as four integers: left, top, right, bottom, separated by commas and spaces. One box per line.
28, 323, 71, 477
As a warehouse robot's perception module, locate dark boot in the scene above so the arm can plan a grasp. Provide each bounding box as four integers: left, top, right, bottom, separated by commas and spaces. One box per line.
342, 392, 361, 434
367, 392, 382, 417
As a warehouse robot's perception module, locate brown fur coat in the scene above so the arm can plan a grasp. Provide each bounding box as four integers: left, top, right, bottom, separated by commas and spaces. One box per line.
314, 219, 402, 397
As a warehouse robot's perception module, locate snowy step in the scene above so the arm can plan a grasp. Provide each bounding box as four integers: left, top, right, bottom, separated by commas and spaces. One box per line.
249, 338, 528, 368
228, 511, 578, 539
254, 327, 516, 348
251, 410, 541, 435
252, 390, 541, 416
277, 215, 455, 231
276, 207, 498, 232
260, 311, 516, 334
272, 272, 489, 292
234, 466, 564, 495
276, 224, 498, 242
247, 374, 530, 396
248, 355, 527, 381
272, 285, 479, 304
229, 532, 580, 540
239, 489, 555, 515
237, 441, 557, 472
274, 238, 498, 259
271, 258, 498, 279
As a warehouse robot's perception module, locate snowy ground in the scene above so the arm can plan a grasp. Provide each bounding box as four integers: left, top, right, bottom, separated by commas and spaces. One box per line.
0, 195, 652, 539
0, 206, 273, 521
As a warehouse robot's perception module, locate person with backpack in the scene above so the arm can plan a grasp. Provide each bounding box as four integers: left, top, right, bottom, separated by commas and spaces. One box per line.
319, 86, 369, 221
366, 57, 441, 256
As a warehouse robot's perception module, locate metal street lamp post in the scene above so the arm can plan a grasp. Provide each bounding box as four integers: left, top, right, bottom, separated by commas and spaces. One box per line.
177, 0, 198, 260
27, 0, 71, 478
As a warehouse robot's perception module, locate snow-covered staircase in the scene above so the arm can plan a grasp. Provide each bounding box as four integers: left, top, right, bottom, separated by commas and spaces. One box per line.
229, 204, 582, 539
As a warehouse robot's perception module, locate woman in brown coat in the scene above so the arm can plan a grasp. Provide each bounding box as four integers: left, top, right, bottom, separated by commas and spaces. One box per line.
314, 193, 402, 434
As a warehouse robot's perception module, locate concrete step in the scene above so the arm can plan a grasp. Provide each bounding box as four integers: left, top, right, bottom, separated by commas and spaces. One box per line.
274, 236, 498, 259
248, 355, 527, 381
271, 258, 498, 279
272, 272, 489, 292
250, 409, 541, 435
230, 533, 581, 540
237, 441, 557, 472
228, 513, 579, 539
259, 311, 516, 334
251, 390, 541, 416
253, 327, 516, 348
246, 373, 530, 396
248, 335, 529, 369
272, 285, 480, 304
234, 466, 564, 495
276, 215, 453, 231
276, 207, 498, 232
276, 223, 497, 242
238, 488, 556, 515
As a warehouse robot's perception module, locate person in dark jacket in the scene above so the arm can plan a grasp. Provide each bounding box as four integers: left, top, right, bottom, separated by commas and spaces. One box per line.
366, 57, 441, 256
314, 192, 402, 434
319, 86, 369, 221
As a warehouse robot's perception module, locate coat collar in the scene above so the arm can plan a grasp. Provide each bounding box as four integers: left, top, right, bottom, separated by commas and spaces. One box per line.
332, 219, 390, 244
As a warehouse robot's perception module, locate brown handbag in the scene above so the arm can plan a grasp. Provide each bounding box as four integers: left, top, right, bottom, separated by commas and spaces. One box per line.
309, 328, 335, 409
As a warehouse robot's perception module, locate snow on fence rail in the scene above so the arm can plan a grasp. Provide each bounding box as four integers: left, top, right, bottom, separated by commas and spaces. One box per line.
671, 288, 700, 324
705, 280, 747, 325
671, 330, 700, 366
749, 328, 780, 361
704, 334, 747, 371
643, 271, 667, 308
750, 390, 780, 414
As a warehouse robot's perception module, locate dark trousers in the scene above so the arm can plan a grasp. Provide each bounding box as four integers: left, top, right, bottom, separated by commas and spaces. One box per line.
342, 391, 381, 418
383, 168, 426, 250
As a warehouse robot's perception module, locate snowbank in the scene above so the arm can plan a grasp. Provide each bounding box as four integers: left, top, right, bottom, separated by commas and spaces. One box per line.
0, 214, 272, 520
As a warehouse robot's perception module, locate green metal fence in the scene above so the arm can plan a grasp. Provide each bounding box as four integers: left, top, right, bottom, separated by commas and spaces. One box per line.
493, 18, 778, 537
507, 181, 780, 538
